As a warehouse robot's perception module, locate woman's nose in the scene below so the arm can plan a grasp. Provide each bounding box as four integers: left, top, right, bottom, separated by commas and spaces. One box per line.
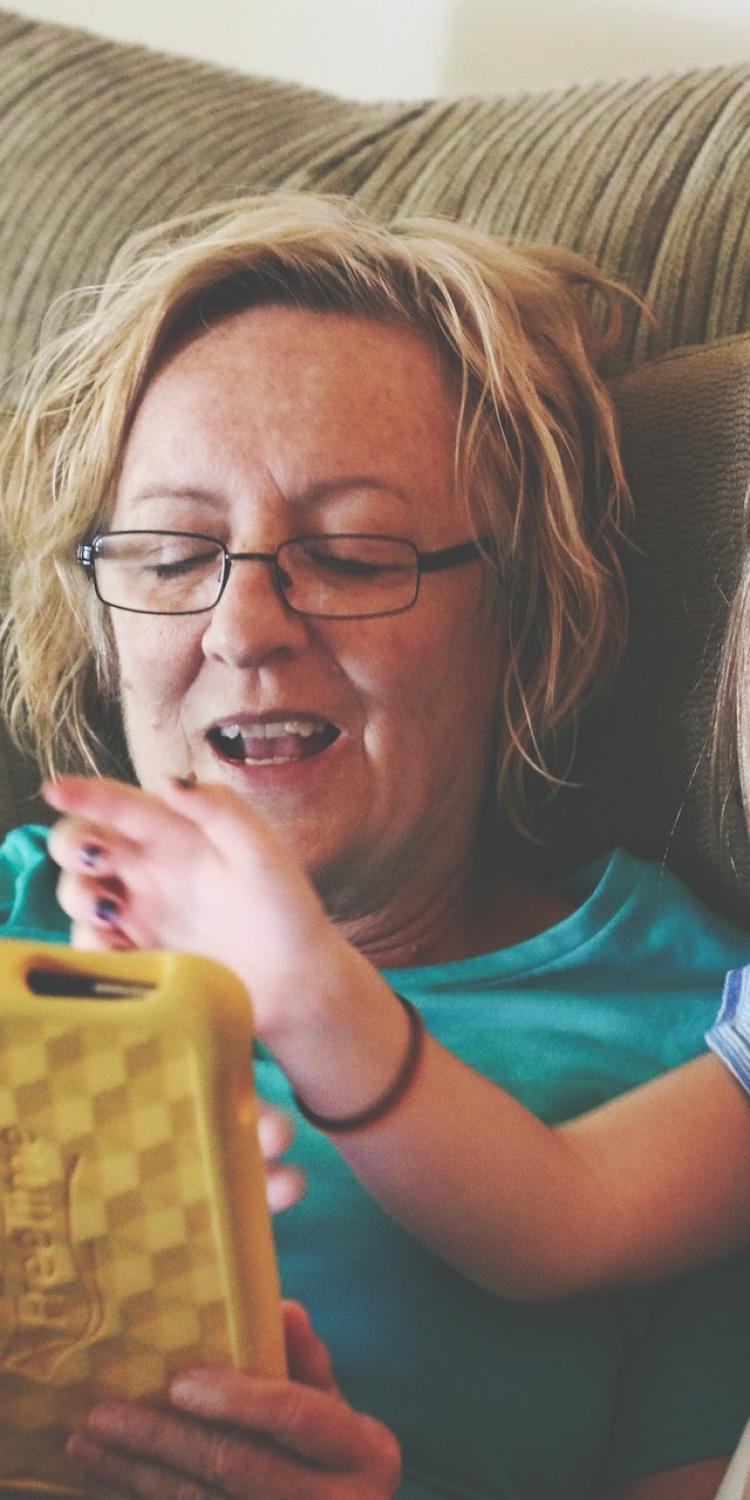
200, 555, 311, 667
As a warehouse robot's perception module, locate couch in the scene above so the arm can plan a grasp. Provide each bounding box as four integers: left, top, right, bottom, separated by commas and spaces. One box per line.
0, 7, 749, 920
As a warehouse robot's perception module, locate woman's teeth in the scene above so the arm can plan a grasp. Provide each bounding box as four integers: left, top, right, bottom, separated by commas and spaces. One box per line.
211, 720, 338, 764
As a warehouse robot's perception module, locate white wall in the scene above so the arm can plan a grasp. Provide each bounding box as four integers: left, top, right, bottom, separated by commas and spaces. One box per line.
7, 0, 750, 99
445, 0, 750, 95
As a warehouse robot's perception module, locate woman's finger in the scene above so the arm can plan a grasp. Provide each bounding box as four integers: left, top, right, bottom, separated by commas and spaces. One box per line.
67, 1429, 213, 1500
257, 1106, 306, 1212
167, 1369, 399, 1474
265, 1161, 307, 1213
282, 1301, 340, 1393
257, 1101, 295, 1159
76, 1399, 350, 1500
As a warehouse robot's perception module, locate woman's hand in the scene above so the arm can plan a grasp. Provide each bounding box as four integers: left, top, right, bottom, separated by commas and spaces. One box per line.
66, 1301, 402, 1499
257, 1102, 306, 1213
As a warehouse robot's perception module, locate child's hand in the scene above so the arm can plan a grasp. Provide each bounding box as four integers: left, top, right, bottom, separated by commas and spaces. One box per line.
44, 775, 342, 1046
44, 774, 408, 1126
46, 776, 309, 1211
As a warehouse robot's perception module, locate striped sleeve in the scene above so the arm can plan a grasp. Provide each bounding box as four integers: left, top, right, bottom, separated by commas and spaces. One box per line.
706, 966, 750, 1095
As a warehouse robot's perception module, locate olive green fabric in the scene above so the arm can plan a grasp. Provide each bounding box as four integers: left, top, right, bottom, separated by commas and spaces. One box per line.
0, 9, 749, 918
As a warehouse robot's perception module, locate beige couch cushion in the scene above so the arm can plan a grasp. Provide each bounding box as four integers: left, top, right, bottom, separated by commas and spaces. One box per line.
0, 8, 749, 382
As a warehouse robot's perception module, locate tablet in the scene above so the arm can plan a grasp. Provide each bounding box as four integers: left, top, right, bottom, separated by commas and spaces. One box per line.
0, 941, 285, 1495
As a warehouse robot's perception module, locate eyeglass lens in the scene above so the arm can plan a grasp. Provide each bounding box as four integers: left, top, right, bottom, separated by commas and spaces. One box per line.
91, 532, 420, 618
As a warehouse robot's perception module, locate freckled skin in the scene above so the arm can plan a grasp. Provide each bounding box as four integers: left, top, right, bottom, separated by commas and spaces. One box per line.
109, 306, 504, 942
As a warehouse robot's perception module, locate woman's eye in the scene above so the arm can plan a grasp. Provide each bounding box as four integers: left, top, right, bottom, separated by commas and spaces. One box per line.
151, 550, 216, 578
314, 552, 384, 577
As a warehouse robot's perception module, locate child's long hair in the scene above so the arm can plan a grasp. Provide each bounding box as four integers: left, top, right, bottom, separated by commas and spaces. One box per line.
714, 507, 750, 830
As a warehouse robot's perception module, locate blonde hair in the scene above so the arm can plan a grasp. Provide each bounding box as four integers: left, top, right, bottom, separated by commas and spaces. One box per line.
0, 192, 633, 830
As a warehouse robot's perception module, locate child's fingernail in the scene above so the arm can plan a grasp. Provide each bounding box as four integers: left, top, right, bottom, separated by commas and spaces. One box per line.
94, 895, 119, 924
80, 842, 102, 869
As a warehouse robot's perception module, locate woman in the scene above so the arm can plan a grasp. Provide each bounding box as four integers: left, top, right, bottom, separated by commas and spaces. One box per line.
1, 194, 749, 1500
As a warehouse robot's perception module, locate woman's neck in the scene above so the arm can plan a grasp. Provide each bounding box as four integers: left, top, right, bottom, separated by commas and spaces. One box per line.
335, 859, 574, 969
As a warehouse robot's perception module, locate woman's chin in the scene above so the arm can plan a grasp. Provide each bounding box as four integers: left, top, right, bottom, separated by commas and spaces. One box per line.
201, 745, 362, 881
135, 732, 376, 908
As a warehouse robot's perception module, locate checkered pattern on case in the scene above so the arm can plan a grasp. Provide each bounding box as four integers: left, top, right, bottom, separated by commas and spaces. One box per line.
0, 1015, 235, 1491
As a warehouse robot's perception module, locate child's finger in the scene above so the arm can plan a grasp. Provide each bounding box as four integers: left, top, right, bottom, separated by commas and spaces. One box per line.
57, 870, 155, 951
44, 776, 198, 849
70, 919, 136, 952
48, 816, 140, 880
158, 779, 324, 925
56, 869, 124, 927
158, 777, 273, 859
50, 822, 153, 940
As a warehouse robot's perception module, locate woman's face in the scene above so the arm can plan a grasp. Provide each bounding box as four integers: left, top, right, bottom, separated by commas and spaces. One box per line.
109, 306, 503, 917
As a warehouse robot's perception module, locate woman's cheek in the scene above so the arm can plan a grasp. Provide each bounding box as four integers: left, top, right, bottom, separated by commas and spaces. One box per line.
114, 622, 199, 784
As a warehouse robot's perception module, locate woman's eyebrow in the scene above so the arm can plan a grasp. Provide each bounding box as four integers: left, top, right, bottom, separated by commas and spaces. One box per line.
122, 478, 413, 510
300, 477, 412, 509
119, 486, 221, 509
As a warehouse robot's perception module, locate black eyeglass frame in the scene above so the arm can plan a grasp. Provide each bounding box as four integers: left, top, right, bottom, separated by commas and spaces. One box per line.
76, 530, 488, 620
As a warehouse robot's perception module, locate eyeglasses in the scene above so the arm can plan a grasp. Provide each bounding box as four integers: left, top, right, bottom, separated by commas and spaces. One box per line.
76, 530, 486, 619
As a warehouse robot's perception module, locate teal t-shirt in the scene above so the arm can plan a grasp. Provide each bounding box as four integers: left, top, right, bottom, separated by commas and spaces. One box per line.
2, 828, 750, 1500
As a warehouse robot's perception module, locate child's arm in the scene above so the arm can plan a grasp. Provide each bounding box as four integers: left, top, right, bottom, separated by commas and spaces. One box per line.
44, 775, 750, 1302
339, 1043, 750, 1299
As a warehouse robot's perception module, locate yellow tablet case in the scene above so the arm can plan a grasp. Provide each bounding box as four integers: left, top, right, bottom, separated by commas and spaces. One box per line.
0, 940, 285, 1495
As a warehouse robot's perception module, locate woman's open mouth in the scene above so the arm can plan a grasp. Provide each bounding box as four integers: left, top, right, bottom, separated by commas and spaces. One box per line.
207, 718, 340, 766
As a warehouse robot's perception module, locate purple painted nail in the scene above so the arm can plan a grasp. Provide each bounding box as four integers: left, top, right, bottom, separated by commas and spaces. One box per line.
80, 842, 102, 869
94, 895, 119, 924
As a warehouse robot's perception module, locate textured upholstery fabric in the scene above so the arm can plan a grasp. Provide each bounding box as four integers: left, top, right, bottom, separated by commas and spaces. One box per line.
546, 335, 750, 923
1, 10, 749, 376
0, 8, 749, 916
612, 336, 750, 917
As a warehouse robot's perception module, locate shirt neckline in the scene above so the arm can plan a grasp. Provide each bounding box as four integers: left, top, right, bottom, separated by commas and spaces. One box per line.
383, 848, 652, 989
